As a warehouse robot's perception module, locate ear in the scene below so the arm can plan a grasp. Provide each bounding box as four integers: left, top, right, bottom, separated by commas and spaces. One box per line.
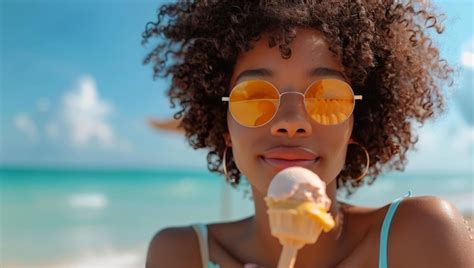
223, 133, 232, 147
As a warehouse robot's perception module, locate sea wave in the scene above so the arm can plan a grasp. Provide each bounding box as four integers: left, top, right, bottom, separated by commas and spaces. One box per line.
68, 193, 108, 209
2, 247, 145, 268
59, 248, 144, 268
162, 177, 202, 199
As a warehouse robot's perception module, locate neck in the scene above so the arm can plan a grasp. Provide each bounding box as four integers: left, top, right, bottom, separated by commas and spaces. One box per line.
247, 180, 345, 267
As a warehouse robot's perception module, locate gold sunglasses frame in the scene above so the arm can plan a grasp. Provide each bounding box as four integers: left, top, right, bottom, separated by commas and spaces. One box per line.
221, 79, 363, 128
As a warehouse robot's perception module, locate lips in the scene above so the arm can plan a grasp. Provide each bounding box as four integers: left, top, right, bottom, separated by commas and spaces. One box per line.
260, 146, 320, 170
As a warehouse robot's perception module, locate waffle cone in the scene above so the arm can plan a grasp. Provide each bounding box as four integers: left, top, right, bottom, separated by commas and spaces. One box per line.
267, 208, 324, 245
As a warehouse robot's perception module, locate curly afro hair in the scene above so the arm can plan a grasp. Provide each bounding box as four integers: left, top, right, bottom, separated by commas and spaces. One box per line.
142, 0, 453, 196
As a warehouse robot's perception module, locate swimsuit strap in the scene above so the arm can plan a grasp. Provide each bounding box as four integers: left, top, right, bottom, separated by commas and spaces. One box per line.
192, 223, 221, 268
191, 223, 211, 268
379, 190, 412, 268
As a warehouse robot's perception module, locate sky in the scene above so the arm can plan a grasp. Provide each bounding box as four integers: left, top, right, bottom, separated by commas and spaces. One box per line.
0, 0, 473, 172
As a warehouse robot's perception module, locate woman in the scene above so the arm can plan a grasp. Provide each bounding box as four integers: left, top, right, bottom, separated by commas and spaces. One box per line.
142, 1, 473, 267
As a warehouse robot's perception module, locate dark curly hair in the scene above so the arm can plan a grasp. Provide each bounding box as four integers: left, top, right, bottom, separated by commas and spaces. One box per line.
142, 0, 453, 196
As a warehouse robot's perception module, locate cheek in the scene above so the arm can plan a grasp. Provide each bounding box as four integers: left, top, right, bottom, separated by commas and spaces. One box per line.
320, 133, 348, 177
228, 131, 268, 192
227, 113, 269, 192
334, 143, 349, 171
316, 120, 353, 180
227, 113, 254, 172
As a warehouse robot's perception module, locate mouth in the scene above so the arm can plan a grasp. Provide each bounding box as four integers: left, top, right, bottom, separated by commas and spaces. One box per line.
260, 156, 321, 170
260, 146, 320, 171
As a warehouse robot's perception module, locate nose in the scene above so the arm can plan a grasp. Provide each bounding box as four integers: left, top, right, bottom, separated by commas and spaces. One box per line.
270, 92, 312, 138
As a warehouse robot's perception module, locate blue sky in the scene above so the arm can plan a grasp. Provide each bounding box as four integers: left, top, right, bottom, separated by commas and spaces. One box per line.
0, 0, 473, 172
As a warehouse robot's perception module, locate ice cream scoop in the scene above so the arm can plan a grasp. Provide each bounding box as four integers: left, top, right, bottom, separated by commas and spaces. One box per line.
266, 166, 331, 208
265, 167, 335, 268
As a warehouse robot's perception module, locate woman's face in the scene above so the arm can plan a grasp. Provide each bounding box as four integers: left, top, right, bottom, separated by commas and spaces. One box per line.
226, 28, 353, 195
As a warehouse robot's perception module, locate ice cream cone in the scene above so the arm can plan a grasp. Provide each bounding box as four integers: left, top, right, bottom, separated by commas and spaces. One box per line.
267, 207, 325, 244
268, 208, 324, 268
277, 242, 302, 268
265, 167, 336, 268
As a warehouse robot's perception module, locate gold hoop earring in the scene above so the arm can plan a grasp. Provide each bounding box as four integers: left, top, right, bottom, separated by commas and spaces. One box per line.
348, 140, 370, 181
223, 145, 235, 184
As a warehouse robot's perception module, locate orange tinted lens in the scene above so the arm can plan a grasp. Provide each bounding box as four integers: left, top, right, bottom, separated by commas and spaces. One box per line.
229, 80, 279, 127
305, 79, 354, 125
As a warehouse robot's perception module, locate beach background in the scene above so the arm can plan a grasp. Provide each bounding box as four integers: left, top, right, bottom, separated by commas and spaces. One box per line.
1, 0, 473, 267
0, 167, 472, 268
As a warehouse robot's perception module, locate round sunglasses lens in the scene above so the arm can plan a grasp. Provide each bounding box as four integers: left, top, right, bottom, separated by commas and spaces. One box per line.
305, 79, 355, 125
229, 80, 279, 127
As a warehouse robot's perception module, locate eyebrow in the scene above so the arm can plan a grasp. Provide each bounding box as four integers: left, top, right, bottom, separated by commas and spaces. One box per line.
233, 67, 346, 84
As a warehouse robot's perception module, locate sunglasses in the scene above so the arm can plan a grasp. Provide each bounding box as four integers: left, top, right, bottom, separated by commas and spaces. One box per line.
222, 79, 362, 127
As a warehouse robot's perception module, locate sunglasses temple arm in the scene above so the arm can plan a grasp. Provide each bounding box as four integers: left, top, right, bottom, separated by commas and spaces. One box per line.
223, 96, 362, 101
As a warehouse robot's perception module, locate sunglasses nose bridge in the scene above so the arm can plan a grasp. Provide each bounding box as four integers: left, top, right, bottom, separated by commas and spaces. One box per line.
279, 91, 305, 99
277, 91, 307, 112
272, 92, 311, 131
270, 91, 312, 137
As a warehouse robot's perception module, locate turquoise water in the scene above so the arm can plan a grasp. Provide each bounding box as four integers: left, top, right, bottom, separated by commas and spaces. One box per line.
0, 167, 472, 267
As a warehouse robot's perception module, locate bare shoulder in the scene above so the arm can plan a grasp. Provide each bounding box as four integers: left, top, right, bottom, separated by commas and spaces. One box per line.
388, 195, 474, 268
146, 226, 201, 268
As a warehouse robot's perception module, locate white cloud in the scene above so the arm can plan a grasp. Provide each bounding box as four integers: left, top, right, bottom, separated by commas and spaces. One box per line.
13, 113, 39, 142
9, 75, 134, 154
37, 98, 50, 113
455, 38, 474, 126
45, 121, 60, 140
451, 124, 474, 154
406, 115, 474, 172
406, 37, 474, 172
462, 51, 474, 69
61, 75, 116, 149
461, 38, 474, 69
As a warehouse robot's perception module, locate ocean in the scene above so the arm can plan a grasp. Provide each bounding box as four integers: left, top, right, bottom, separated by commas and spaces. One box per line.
0, 167, 472, 268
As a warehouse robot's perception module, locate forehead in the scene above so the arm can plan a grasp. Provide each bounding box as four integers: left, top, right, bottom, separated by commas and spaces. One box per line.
230, 28, 345, 86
